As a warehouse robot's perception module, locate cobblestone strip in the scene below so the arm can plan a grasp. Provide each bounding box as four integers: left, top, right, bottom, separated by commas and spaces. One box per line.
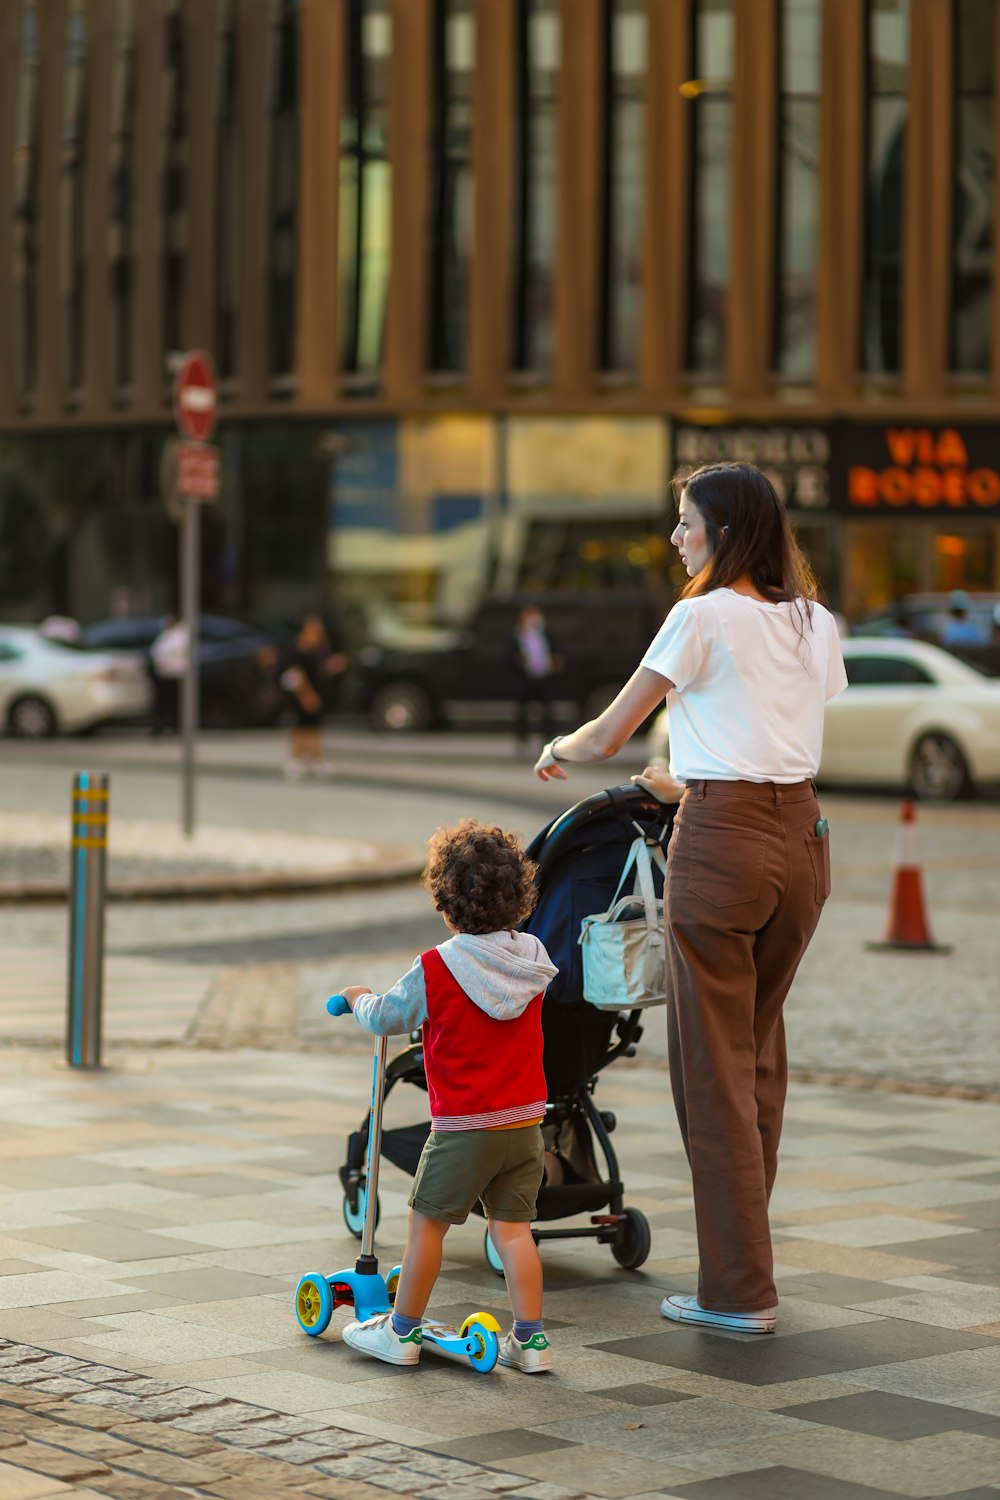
0, 1340, 585, 1500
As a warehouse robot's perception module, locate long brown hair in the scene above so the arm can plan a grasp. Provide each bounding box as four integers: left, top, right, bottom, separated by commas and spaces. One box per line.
675, 463, 818, 614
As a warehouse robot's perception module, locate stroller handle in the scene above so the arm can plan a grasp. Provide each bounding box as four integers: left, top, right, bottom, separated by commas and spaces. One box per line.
327, 994, 351, 1017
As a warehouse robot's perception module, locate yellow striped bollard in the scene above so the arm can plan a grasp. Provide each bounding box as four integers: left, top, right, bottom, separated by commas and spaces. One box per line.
67, 772, 110, 1069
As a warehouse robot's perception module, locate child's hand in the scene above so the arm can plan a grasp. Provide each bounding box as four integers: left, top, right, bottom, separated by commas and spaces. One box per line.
340, 984, 370, 1009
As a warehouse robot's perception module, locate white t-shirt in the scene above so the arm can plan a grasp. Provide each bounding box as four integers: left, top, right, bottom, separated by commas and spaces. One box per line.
641, 589, 848, 783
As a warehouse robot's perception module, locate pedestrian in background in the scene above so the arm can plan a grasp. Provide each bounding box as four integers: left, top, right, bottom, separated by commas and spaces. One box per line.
939, 590, 986, 647
533, 462, 846, 1336
149, 614, 190, 735
282, 612, 347, 779
511, 605, 562, 753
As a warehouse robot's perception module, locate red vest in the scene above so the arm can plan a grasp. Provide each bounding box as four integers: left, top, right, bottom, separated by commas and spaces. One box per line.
420, 947, 547, 1129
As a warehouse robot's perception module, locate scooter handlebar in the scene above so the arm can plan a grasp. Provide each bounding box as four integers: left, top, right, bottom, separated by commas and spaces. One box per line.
327, 994, 351, 1017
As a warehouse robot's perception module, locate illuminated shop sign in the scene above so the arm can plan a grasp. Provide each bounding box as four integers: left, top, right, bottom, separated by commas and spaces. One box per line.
841, 425, 1000, 512
674, 425, 831, 509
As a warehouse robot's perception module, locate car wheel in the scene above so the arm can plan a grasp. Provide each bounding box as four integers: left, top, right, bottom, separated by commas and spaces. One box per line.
909, 731, 973, 802
369, 681, 434, 733
7, 694, 59, 739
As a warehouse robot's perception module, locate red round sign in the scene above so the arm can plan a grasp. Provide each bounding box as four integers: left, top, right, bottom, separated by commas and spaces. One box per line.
174, 350, 218, 443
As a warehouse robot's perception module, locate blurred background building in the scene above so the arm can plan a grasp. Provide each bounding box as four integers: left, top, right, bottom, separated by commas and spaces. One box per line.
0, 0, 997, 648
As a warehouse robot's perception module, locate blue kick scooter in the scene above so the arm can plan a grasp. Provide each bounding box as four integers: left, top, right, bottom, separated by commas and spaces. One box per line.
294, 995, 501, 1373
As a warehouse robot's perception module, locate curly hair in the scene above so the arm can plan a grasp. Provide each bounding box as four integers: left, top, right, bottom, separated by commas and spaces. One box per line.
422, 819, 538, 935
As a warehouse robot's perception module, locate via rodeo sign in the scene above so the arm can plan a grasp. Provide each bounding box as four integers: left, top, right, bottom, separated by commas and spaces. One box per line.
846, 426, 1000, 512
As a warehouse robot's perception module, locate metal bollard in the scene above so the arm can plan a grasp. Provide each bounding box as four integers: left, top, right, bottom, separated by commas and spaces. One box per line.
66, 772, 110, 1069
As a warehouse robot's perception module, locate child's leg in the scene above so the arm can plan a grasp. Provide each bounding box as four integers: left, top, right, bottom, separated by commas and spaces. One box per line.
487, 1218, 543, 1323
392, 1210, 450, 1322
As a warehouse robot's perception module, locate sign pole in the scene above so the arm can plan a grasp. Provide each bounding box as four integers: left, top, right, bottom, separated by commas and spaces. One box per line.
180, 497, 200, 839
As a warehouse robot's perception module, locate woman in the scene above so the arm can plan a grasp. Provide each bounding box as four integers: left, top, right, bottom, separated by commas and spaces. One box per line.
282, 613, 348, 779
534, 463, 846, 1334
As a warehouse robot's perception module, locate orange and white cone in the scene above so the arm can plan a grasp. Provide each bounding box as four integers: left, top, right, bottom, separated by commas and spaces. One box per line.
867, 800, 950, 953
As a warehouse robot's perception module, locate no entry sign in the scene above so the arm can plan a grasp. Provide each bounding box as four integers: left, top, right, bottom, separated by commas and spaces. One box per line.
174, 350, 218, 443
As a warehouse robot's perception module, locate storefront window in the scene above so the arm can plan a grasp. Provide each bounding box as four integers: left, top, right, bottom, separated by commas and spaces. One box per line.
952, 0, 994, 375
163, 0, 187, 361
863, 0, 909, 376
268, 0, 299, 380
109, 0, 135, 392
513, 0, 559, 376
687, 0, 733, 375
339, 0, 392, 383
600, 0, 646, 376
429, 0, 475, 375
215, 0, 239, 383
774, 0, 820, 380
62, 0, 86, 396
13, 0, 40, 406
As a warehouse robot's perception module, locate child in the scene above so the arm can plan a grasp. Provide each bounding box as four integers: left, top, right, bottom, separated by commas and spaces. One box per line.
339, 818, 558, 1374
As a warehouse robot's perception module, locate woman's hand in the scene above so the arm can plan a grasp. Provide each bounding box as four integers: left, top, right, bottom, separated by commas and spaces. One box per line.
631, 764, 686, 803
534, 741, 569, 782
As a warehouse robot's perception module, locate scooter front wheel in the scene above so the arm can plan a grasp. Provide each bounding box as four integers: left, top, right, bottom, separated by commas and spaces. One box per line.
295, 1273, 334, 1336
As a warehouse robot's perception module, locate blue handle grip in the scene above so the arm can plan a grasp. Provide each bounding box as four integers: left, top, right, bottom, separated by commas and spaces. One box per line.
327, 994, 351, 1017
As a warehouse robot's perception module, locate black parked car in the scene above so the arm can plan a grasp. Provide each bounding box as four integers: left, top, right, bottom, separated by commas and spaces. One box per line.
354, 592, 665, 732
77, 614, 286, 728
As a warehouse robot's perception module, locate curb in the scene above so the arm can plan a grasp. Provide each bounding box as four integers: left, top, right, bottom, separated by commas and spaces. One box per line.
0, 854, 425, 904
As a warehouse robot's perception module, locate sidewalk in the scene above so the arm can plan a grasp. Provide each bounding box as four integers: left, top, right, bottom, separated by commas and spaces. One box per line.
0, 1046, 998, 1500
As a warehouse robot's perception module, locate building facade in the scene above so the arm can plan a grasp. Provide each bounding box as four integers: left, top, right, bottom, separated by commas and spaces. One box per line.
0, 0, 997, 645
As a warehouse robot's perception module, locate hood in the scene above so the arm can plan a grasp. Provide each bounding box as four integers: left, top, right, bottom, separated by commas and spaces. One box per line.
439, 931, 558, 1020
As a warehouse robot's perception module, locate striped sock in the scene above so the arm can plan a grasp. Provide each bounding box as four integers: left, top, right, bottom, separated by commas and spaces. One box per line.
392, 1312, 421, 1338
513, 1319, 544, 1343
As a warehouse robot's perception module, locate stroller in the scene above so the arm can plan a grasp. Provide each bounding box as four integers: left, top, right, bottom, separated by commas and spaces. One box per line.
338, 783, 675, 1273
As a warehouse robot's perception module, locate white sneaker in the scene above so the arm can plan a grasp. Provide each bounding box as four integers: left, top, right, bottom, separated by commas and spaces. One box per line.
341, 1313, 421, 1366
498, 1329, 553, 1373
660, 1294, 776, 1334
284, 760, 304, 781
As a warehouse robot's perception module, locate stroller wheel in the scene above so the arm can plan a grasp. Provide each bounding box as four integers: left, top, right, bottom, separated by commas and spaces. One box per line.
611, 1207, 651, 1270
484, 1229, 506, 1277
343, 1184, 380, 1240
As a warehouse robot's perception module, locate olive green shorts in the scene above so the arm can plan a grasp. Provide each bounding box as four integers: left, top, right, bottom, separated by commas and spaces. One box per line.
409, 1124, 544, 1225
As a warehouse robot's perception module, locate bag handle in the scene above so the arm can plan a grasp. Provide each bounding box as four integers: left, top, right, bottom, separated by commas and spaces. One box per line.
609, 836, 666, 933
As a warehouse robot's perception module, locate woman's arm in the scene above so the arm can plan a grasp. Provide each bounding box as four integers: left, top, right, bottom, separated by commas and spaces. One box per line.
534, 666, 672, 782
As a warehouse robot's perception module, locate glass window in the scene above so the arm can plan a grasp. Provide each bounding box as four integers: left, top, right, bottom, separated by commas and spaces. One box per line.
513, 0, 559, 375
215, 0, 239, 382
339, 0, 392, 382
109, 0, 135, 391
952, 0, 994, 375
162, 0, 187, 360
775, 0, 821, 379
600, 0, 646, 375
268, 0, 299, 379
845, 655, 934, 685
687, 0, 734, 375
62, 0, 86, 395
13, 1, 40, 405
863, 0, 910, 375
429, 0, 475, 375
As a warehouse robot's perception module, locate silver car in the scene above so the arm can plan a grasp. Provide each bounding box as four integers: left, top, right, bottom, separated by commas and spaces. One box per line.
0, 626, 152, 738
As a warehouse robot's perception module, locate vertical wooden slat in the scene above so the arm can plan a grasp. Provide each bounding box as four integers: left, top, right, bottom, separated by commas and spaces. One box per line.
640, 0, 689, 401
297, 0, 344, 407
554, 0, 602, 398
184, 0, 219, 353
383, 0, 432, 405
131, 0, 166, 414
727, 0, 776, 399
815, 0, 864, 398
0, 2, 20, 418
469, 0, 516, 402
82, 0, 114, 415
237, 0, 272, 403
35, 0, 68, 420
902, 0, 952, 398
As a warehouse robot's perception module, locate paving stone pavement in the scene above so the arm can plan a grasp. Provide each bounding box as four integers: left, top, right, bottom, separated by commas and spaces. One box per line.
0, 1047, 997, 1500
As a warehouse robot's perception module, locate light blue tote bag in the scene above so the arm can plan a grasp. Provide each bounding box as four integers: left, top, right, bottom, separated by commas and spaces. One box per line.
578, 835, 669, 1011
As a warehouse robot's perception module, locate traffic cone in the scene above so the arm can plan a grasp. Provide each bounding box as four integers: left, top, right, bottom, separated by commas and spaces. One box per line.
867, 800, 951, 953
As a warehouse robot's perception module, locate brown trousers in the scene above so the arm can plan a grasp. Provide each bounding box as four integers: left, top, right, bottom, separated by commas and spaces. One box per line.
664, 778, 831, 1312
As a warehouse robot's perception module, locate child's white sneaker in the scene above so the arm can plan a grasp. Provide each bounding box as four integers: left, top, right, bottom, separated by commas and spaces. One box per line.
342, 1313, 421, 1366
498, 1329, 552, 1373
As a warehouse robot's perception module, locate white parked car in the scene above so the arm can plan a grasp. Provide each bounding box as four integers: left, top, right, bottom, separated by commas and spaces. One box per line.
0, 626, 152, 738
643, 637, 1000, 802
